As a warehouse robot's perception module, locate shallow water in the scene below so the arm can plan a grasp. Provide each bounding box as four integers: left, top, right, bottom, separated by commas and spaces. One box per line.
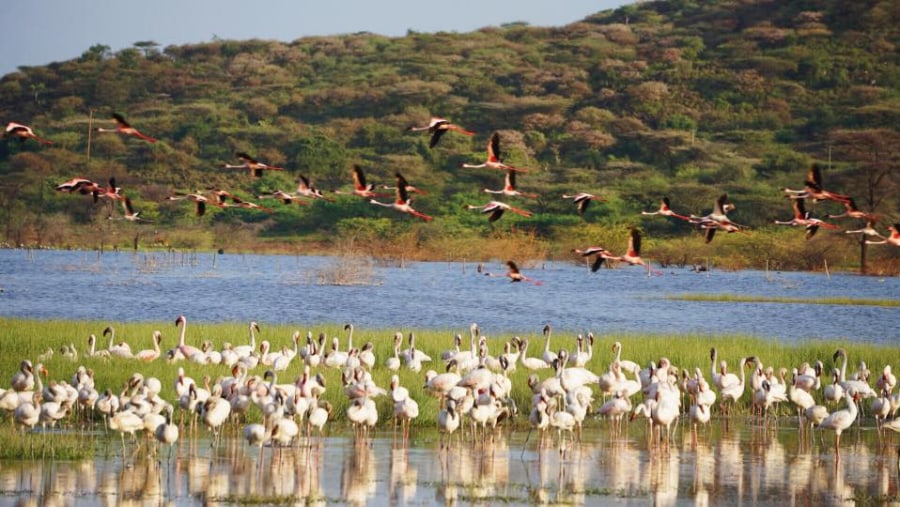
1, 418, 898, 506
0, 249, 898, 344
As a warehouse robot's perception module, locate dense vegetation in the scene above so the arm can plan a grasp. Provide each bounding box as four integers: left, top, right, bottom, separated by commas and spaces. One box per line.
0, 0, 898, 273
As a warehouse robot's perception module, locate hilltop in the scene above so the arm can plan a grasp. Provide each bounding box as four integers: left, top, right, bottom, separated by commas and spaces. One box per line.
0, 0, 898, 273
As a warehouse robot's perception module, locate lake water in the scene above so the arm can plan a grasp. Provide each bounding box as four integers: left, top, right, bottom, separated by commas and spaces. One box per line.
0, 248, 897, 344
0, 420, 897, 506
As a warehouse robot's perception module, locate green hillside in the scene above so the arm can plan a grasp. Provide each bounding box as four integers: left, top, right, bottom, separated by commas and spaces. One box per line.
0, 0, 898, 273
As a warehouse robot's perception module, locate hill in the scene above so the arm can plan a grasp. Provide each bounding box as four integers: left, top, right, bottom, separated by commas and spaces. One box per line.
0, 0, 898, 273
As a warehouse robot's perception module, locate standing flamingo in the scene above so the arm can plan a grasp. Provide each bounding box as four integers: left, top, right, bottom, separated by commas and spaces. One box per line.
407, 117, 475, 148
94, 113, 157, 143
220, 152, 284, 178
134, 331, 162, 362
5, 122, 52, 145
175, 315, 202, 359
819, 388, 860, 455
369, 173, 433, 221
459, 132, 528, 172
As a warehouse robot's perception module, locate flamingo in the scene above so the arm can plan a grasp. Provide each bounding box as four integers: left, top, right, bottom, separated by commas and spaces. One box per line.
866, 224, 900, 247
843, 219, 885, 240
118, 196, 145, 222
407, 116, 475, 148
818, 388, 860, 455
104, 326, 133, 359
306, 397, 332, 439
11, 360, 36, 392
201, 387, 232, 446
166, 191, 210, 217
14, 391, 42, 433
56, 177, 101, 196
95, 177, 125, 202
369, 172, 433, 221
833, 348, 877, 399
390, 375, 419, 442
782, 164, 851, 204
690, 193, 746, 243
603, 228, 661, 274
518, 339, 551, 371
483, 260, 537, 283
772, 199, 840, 239
255, 189, 311, 206
5, 122, 53, 145
154, 406, 179, 458
826, 197, 877, 221
335, 165, 388, 198
437, 398, 461, 449
641, 196, 689, 221
465, 200, 532, 223
561, 192, 605, 216
483, 169, 538, 199
94, 113, 157, 143
175, 315, 202, 360
295, 174, 334, 201
134, 331, 162, 362
459, 132, 528, 172
572, 246, 613, 272
220, 152, 284, 178
109, 410, 146, 455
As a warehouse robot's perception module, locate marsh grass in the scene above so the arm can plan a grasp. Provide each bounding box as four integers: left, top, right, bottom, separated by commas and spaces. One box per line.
0, 427, 96, 459
1, 319, 898, 428
667, 294, 900, 307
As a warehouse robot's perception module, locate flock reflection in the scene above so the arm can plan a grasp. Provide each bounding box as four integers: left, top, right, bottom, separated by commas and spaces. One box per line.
1, 420, 899, 505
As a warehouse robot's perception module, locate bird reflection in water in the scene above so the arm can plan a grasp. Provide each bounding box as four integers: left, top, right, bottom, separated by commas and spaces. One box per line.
389, 444, 417, 504
341, 440, 376, 506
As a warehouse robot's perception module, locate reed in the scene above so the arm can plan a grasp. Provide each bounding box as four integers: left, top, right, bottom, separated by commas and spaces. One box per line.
1, 318, 897, 430
667, 294, 900, 307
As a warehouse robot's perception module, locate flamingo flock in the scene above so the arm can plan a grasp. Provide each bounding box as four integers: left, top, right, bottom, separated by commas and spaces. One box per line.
1, 319, 896, 462
2, 109, 886, 270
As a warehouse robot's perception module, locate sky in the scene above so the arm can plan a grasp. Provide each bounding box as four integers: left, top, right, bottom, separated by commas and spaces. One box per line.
2, 0, 631, 77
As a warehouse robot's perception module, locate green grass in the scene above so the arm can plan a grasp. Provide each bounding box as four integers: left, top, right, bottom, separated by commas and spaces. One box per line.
666, 294, 900, 307
1, 318, 898, 430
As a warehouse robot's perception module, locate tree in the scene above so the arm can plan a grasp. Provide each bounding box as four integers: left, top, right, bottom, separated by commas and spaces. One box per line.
829, 128, 900, 274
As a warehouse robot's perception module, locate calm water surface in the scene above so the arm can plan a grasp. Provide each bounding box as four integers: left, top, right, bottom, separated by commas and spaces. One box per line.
1, 421, 897, 506
0, 248, 897, 343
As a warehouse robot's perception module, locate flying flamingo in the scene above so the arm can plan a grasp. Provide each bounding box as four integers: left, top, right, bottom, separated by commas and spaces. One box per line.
460, 132, 529, 172
95, 177, 125, 202
483, 260, 540, 284
5, 122, 52, 145
782, 164, 851, 204
484, 169, 538, 199
94, 113, 157, 143
603, 228, 661, 274
641, 196, 689, 221
844, 219, 885, 241
465, 200, 532, 223
56, 177, 101, 195
571, 246, 614, 272
772, 199, 840, 239
826, 198, 877, 221
166, 191, 211, 216
406, 117, 475, 148
561, 192, 605, 217
690, 193, 747, 243
255, 189, 311, 206
296, 174, 334, 201
117, 196, 146, 222
866, 224, 900, 247
335, 165, 388, 198
227, 195, 274, 213
369, 172, 433, 221
220, 152, 284, 178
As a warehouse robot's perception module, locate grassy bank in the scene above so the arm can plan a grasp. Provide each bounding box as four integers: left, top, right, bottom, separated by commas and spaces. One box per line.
667, 294, 900, 307
1, 318, 897, 432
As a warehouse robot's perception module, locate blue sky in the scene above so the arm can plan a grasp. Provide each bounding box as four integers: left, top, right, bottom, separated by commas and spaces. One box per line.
2, 0, 631, 77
